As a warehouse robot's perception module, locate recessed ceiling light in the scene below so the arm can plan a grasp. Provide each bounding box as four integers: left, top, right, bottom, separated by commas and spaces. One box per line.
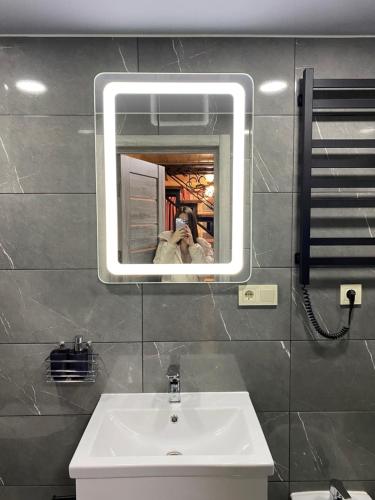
259, 80, 288, 95
16, 79, 47, 95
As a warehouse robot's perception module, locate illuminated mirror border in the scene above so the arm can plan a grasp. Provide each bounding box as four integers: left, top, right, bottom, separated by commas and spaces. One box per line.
94, 72, 254, 283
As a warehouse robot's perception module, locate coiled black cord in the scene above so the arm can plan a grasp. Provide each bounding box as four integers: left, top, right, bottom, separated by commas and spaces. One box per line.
302, 286, 356, 339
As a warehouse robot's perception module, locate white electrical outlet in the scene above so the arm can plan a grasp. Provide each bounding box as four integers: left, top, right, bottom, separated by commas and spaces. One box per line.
340, 284, 362, 305
238, 284, 278, 306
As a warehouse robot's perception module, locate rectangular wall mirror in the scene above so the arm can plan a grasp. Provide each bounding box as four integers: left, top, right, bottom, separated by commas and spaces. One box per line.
94, 73, 253, 283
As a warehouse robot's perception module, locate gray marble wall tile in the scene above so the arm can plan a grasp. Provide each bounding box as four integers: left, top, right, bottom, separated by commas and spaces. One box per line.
295, 39, 375, 82
309, 206, 375, 243
290, 412, 375, 481
0, 414, 89, 485
2, 36, 375, 493
293, 117, 375, 195
0, 116, 95, 193
138, 38, 295, 115
253, 193, 292, 267
293, 190, 375, 269
0, 343, 142, 415
253, 116, 294, 193
269, 482, 290, 500
310, 120, 375, 141
291, 340, 375, 411
0, 270, 141, 343
0, 194, 96, 269
143, 341, 290, 411
0, 38, 138, 115
259, 412, 289, 482
0, 485, 76, 500
292, 268, 375, 340
293, 196, 375, 263
143, 268, 291, 341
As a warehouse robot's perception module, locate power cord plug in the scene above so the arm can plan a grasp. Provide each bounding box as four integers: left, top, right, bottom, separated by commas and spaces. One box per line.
302, 286, 356, 339
346, 289, 356, 325
346, 289, 356, 306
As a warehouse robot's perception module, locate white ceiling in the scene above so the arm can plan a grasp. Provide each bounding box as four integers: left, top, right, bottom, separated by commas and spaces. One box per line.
0, 0, 375, 36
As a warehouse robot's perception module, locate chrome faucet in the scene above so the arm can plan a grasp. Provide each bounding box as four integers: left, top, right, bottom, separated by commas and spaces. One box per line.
167, 364, 181, 403
329, 479, 351, 500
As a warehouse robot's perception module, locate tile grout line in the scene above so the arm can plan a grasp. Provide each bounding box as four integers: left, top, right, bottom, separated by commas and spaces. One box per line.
2, 339, 375, 345
288, 36, 298, 496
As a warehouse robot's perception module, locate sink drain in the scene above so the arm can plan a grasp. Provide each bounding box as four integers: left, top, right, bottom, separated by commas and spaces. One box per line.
166, 450, 183, 456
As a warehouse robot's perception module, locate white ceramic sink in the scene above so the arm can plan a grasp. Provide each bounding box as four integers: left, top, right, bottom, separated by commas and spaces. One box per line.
70, 392, 274, 479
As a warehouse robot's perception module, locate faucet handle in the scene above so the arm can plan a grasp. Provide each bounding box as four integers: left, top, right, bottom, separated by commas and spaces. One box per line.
329, 479, 351, 500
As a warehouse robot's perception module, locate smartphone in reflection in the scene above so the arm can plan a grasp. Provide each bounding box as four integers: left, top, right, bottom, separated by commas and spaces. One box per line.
175, 218, 187, 231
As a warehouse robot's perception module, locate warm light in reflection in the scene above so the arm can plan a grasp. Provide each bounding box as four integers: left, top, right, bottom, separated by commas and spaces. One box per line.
16, 79, 47, 95
205, 174, 214, 183
259, 80, 288, 95
205, 185, 215, 198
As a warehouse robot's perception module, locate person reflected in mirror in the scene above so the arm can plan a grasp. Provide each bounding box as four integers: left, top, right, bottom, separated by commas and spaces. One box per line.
154, 206, 213, 282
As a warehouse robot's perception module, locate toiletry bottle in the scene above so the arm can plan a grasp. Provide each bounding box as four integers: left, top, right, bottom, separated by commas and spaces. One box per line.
50, 341, 69, 381
69, 335, 89, 378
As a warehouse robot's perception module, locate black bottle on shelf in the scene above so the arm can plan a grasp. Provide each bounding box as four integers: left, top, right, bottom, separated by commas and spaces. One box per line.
69, 335, 89, 379
50, 341, 70, 381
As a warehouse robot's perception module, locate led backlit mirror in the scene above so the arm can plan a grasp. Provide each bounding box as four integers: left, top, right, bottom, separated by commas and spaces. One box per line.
94, 73, 253, 283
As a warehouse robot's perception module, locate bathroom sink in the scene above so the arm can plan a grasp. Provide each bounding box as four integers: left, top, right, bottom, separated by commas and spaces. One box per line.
70, 392, 274, 479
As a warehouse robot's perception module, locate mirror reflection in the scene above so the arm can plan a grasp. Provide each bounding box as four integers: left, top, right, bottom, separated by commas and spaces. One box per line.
118, 152, 216, 282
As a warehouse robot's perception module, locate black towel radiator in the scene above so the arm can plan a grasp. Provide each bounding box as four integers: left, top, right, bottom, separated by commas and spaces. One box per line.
295, 67, 375, 284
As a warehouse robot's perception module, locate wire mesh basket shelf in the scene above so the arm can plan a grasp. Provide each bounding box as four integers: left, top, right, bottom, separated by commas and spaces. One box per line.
45, 350, 99, 384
